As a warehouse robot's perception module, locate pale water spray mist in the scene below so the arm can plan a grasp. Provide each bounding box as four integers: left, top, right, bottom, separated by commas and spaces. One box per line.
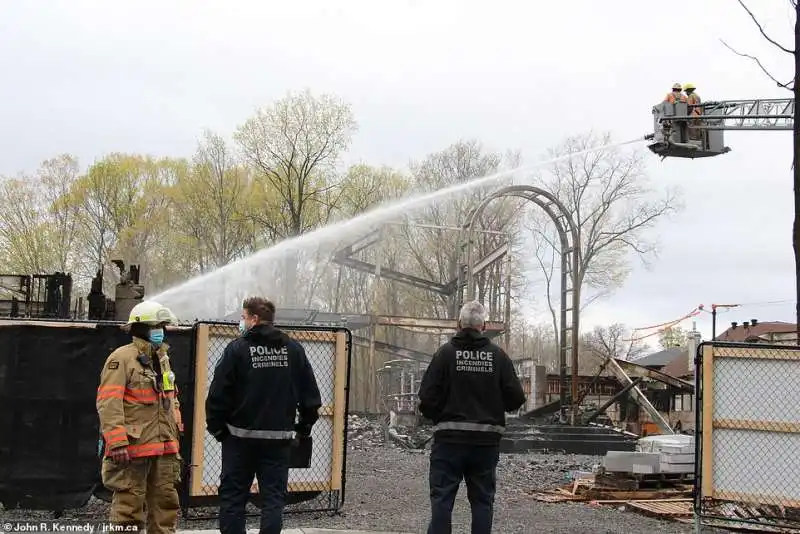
151, 137, 646, 319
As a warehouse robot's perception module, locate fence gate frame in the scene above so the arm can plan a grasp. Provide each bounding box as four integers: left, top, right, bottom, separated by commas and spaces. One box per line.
694, 340, 800, 532
183, 321, 353, 516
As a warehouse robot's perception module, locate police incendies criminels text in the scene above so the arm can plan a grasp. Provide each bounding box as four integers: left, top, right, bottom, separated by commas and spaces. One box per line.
455, 350, 494, 373
250, 345, 289, 368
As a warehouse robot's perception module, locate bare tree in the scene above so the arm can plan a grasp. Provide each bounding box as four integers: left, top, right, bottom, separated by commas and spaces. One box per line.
403, 140, 526, 318
583, 323, 649, 362
37, 155, 83, 273
529, 224, 560, 353
171, 130, 255, 271
506, 318, 558, 368
63, 154, 178, 291
722, 1, 798, 343
526, 131, 682, 341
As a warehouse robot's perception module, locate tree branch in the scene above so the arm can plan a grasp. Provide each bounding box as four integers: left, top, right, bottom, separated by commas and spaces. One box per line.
735, 0, 795, 54
720, 39, 795, 90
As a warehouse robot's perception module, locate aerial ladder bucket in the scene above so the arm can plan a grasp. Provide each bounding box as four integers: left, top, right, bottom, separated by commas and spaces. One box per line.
646, 97, 793, 160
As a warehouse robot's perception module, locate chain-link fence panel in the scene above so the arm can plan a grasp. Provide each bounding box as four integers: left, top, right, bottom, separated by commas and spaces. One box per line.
695, 342, 800, 532
184, 321, 351, 515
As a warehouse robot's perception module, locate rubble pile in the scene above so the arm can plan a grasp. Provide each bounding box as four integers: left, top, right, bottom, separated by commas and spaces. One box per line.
347, 414, 385, 449
347, 414, 435, 450
387, 424, 433, 450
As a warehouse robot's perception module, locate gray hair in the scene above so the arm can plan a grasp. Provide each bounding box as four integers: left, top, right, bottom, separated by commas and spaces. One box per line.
458, 300, 486, 329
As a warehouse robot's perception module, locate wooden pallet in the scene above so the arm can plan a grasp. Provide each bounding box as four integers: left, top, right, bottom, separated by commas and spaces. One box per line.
528, 491, 584, 503
529, 485, 692, 504
596, 472, 694, 490
625, 499, 693, 518
581, 484, 692, 502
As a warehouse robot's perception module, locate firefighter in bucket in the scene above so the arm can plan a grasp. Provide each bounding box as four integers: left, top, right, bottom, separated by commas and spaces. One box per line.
96, 300, 184, 533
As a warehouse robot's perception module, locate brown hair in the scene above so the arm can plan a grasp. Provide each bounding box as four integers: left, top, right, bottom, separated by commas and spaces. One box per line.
242, 296, 276, 324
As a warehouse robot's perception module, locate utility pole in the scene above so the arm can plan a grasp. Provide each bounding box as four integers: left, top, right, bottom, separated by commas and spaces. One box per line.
712, 305, 717, 340
794, 2, 800, 347
504, 236, 512, 350
711, 303, 739, 339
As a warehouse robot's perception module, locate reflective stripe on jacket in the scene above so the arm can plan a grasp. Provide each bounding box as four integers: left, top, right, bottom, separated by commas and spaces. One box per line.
433, 421, 506, 434
226, 424, 295, 439
96, 337, 183, 458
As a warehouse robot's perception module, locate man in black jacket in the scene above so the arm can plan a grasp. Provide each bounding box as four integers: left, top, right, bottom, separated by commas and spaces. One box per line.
418, 300, 526, 534
206, 296, 322, 534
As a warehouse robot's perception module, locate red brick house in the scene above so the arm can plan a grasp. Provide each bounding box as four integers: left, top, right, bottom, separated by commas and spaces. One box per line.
714, 320, 797, 345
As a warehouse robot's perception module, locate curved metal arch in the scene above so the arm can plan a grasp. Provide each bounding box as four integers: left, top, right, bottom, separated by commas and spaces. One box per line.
461, 185, 581, 422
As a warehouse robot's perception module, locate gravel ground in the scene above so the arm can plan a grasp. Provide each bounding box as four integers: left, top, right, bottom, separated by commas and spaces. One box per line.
0, 445, 727, 533
281, 447, 711, 534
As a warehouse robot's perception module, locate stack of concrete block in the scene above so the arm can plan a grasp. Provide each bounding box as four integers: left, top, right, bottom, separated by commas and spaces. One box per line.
659, 450, 695, 474
641, 435, 695, 474
603, 434, 695, 475
636, 434, 693, 453
603, 451, 662, 474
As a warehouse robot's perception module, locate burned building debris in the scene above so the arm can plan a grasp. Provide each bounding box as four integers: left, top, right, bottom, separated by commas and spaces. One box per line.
0, 272, 73, 319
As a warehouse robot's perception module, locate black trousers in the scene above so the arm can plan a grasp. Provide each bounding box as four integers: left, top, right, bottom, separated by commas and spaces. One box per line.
427, 439, 500, 534
218, 436, 291, 534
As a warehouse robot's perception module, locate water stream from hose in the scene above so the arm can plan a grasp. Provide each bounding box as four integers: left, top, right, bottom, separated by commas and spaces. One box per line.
152, 137, 647, 319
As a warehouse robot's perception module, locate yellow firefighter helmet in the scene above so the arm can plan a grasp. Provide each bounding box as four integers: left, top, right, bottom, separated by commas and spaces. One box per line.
127, 300, 177, 325
683, 83, 696, 91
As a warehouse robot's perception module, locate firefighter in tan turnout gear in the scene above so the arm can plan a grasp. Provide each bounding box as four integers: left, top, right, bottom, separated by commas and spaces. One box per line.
96, 300, 184, 532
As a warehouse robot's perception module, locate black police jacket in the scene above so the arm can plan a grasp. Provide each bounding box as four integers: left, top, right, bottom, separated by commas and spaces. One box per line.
418, 328, 526, 445
206, 324, 322, 442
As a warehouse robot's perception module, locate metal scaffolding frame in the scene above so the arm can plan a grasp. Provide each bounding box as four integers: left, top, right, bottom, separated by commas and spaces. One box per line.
461, 185, 582, 424
331, 220, 512, 412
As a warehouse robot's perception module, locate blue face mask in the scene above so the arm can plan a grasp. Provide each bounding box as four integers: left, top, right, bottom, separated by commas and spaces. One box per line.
239, 320, 245, 334
149, 328, 165, 345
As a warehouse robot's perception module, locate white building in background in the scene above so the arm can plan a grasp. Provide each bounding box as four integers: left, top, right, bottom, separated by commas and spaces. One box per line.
514, 359, 548, 413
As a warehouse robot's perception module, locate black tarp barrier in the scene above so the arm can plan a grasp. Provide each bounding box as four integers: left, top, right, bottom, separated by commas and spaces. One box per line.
0, 319, 194, 512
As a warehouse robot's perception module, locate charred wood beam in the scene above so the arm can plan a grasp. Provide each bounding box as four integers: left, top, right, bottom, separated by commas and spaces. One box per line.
584, 377, 644, 424
605, 358, 675, 435
574, 359, 612, 407
520, 398, 566, 419
332, 256, 452, 295
333, 235, 509, 298
375, 315, 505, 333
470, 243, 509, 276
614, 358, 694, 392
352, 335, 432, 363
333, 231, 381, 259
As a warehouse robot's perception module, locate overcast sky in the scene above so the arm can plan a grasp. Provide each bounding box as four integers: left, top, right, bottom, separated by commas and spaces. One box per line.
1, 0, 795, 346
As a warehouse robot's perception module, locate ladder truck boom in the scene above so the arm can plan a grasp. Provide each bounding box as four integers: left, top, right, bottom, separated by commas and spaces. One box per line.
645, 97, 795, 159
